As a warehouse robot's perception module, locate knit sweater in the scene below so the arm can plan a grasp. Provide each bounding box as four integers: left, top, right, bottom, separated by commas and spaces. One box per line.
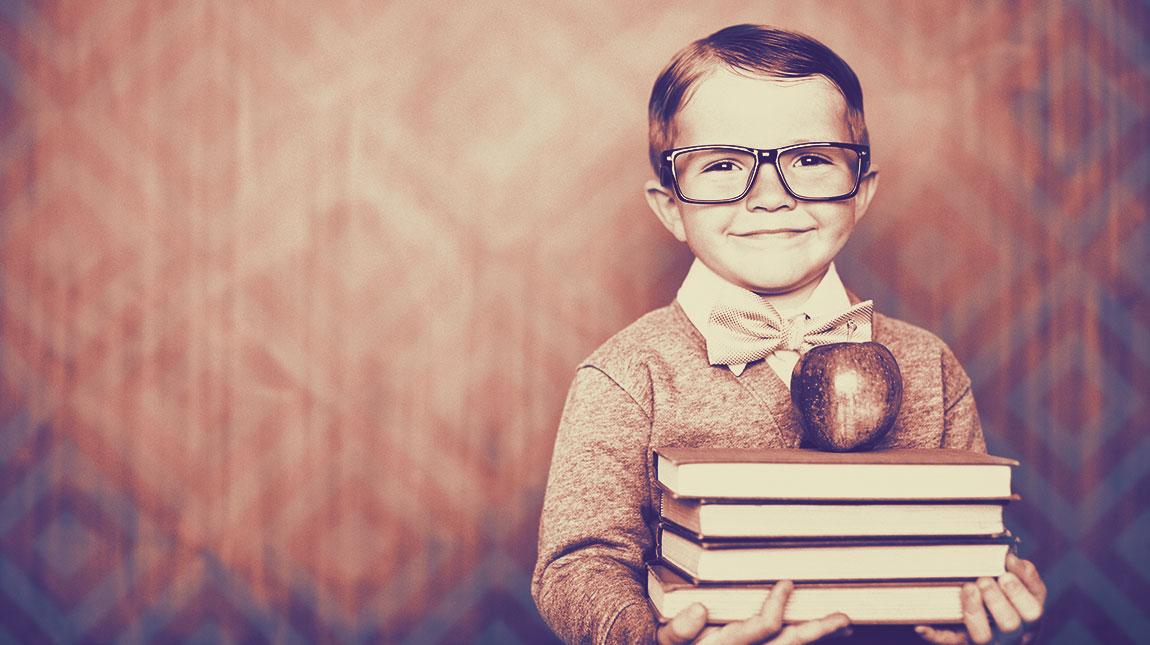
532, 301, 986, 644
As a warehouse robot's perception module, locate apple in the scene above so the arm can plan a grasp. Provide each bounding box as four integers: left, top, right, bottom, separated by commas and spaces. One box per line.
790, 341, 903, 452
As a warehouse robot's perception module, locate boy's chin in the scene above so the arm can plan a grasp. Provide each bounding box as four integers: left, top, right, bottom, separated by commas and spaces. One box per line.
740, 272, 826, 297
746, 280, 806, 295
703, 258, 831, 298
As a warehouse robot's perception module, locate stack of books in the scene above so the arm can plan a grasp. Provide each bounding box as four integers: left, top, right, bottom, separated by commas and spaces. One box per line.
647, 448, 1019, 625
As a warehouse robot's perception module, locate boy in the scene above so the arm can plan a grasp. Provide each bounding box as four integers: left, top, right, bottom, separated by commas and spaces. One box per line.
533, 25, 1046, 644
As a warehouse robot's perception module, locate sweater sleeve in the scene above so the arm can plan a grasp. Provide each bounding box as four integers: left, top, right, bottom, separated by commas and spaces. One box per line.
939, 344, 987, 453
532, 365, 658, 645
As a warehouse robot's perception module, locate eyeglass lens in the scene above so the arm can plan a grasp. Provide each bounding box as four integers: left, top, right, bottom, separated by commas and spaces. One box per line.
672, 146, 862, 201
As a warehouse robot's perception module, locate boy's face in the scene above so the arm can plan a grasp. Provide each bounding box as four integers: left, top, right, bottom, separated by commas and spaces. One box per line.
645, 68, 878, 300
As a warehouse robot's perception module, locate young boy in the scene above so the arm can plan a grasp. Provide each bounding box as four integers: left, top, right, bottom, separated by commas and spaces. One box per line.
533, 25, 1046, 644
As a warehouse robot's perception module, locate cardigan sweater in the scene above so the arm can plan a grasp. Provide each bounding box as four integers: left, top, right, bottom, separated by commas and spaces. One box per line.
532, 301, 986, 644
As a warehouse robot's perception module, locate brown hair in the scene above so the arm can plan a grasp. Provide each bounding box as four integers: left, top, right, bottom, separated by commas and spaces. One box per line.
648, 24, 869, 180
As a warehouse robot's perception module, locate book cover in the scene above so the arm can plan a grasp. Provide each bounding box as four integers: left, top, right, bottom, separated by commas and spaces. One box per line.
656, 447, 1019, 467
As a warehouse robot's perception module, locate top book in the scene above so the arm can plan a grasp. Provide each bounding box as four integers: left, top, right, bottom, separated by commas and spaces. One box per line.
654, 448, 1017, 501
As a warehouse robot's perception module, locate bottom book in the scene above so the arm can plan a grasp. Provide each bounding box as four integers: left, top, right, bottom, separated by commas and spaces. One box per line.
648, 564, 966, 625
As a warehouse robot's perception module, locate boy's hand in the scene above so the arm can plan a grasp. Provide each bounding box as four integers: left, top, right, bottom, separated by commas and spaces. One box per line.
915, 553, 1046, 644
656, 580, 851, 645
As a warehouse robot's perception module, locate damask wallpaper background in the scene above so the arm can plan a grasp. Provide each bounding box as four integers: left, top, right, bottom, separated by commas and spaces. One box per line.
1, 1, 1147, 642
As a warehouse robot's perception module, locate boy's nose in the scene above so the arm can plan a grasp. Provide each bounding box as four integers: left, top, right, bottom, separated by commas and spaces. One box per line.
745, 163, 797, 212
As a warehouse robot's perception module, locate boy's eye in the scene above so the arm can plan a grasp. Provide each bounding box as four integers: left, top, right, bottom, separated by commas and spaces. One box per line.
794, 154, 833, 167
701, 160, 744, 173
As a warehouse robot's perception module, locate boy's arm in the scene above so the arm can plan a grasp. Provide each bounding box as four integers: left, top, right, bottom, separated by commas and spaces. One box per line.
918, 348, 1048, 643
939, 344, 987, 453
533, 365, 657, 644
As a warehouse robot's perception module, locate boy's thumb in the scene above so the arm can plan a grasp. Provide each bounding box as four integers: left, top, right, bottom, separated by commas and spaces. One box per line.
657, 603, 707, 645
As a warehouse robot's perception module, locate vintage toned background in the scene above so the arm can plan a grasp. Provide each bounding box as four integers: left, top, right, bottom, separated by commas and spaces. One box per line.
1, 1, 1147, 642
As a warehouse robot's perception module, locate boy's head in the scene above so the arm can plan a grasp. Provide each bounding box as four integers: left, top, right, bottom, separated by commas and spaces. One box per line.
648, 25, 869, 174
644, 25, 879, 304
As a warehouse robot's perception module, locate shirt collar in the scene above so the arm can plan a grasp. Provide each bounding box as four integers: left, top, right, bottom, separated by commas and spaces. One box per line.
677, 260, 853, 375
781, 262, 852, 321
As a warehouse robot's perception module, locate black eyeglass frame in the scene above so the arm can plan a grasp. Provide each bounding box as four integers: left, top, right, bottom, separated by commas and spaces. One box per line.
660, 142, 871, 204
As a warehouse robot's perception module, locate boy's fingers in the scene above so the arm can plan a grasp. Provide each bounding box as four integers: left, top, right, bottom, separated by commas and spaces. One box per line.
770, 613, 850, 645
977, 577, 1022, 635
708, 581, 791, 642
657, 603, 708, 645
999, 571, 1044, 624
761, 579, 794, 620
961, 582, 994, 644
1006, 554, 1048, 605
696, 626, 722, 641
913, 625, 968, 644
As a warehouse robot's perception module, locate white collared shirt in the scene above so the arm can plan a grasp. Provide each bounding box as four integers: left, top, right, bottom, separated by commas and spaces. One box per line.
677, 260, 864, 386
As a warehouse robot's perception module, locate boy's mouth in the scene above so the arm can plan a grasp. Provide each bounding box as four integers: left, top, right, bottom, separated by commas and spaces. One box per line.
732, 227, 814, 240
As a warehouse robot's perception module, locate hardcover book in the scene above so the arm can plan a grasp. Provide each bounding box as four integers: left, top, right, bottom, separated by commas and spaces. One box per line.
660, 495, 1011, 539
647, 564, 966, 625
658, 523, 1014, 584
654, 447, 1017, 501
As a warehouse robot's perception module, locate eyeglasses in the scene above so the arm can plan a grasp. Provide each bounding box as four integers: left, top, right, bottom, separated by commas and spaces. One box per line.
661, 142, 870, 203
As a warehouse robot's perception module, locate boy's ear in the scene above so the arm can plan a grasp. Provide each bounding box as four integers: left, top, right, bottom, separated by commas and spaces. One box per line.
852, 165, 880, 222
644, 179, 688, 242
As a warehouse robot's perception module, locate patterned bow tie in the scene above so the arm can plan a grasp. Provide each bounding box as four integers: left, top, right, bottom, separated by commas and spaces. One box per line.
705, 296, 874, 367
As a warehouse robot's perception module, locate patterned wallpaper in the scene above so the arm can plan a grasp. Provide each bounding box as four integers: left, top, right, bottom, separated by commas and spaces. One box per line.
1, 1, 1147, 642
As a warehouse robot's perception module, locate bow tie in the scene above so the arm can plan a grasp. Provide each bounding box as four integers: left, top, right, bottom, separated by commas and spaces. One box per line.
705, 296, 874, 367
